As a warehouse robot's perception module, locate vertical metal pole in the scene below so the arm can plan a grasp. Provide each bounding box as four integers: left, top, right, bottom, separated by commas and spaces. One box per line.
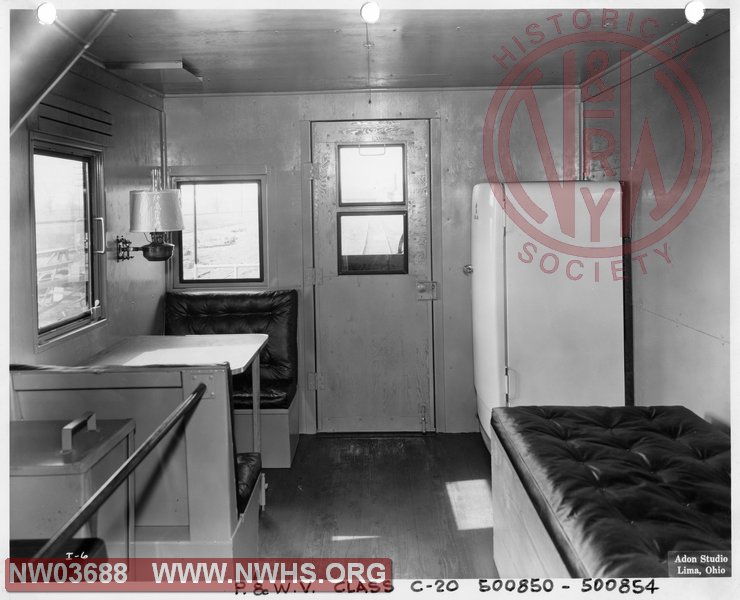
251, 353, 261, 453
192, 186, 199, 275
127, 432, 135, 559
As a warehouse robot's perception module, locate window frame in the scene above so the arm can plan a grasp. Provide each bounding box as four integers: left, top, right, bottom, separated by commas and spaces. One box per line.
170, 174, 267, 289
29, 133, 107, 347
334, 142, 410, 276
336, 210, 409, 276
336, 143, 407, 207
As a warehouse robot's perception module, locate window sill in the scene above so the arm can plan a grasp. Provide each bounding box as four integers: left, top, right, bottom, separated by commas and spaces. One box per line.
35, 317, 108, 354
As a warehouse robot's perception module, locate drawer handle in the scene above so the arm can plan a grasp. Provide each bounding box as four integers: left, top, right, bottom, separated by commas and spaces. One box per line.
61, 412, 97, 452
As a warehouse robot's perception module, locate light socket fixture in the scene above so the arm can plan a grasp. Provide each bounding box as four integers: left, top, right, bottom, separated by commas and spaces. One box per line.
360, 2, 380, 24
684, 1, 705, 24
116, 169, 184, 262
36, 2, 57, 26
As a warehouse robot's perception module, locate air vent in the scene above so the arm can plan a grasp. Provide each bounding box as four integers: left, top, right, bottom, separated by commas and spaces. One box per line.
34, 93, 113, 146
105, 60, 203, 92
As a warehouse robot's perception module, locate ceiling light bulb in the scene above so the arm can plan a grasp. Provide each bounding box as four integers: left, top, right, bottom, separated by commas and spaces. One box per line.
36, 2, 57, 26
684, 1, 705, 24
360, 2, 380, 25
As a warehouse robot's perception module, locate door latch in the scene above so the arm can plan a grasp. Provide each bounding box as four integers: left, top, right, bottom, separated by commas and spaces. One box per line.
416, 281, 438, 301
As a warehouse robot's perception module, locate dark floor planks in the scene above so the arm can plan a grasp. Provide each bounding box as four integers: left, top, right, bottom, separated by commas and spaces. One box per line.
259, 433, 496, 579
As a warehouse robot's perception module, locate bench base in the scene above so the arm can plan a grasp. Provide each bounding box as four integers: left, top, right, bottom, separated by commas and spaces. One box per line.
490, 428, 570, 577
134, 473, 263, 558
233, 403, 299, 468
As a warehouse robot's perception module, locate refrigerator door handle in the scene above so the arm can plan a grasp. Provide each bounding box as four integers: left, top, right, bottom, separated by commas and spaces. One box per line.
506, 367, 518, 405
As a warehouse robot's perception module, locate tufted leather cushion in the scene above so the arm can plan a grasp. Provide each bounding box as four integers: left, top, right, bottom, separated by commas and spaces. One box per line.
491, 405, 731, 578
232, 381, 294, 410
165, 290, 298, 408
235, 452, 262, 514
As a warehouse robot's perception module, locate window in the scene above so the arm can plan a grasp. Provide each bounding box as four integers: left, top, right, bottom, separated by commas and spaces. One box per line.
175, 179, 264, 283
336, 144, 408, 275
338, 145, 405, 205
337, 212, 408, 275
31, 137, 105, 342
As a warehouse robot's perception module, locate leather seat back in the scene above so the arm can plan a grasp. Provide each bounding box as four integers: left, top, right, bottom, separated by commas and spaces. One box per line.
165, 290, 298, 387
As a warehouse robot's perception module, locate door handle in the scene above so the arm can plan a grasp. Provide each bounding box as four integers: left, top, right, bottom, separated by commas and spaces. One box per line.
61, 412, 98, 452
94, 217, 106, 254
506, 367, 518, 405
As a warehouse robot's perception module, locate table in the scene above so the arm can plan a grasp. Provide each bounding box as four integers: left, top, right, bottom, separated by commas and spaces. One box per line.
85, 334, 268, 451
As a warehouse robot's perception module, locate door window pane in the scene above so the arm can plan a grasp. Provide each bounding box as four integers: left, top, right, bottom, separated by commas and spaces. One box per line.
338, 145, 405, 205
338, 212, 407, 274
178, 181, 263, 282
33, 153, 92, 332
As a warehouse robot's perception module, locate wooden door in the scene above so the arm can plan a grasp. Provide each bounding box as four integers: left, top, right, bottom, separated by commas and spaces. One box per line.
311, 120, 434, 432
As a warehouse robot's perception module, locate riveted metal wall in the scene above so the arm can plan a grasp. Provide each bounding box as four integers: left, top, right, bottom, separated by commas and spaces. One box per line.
165, 88, 569, 433
9, 63, 167, 365
584, 19, 730, 428
628, 31, 730, 428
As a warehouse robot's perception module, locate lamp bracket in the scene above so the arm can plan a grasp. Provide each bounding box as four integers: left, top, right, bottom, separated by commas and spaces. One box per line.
116, 232, 175, 262
116, 236, 134, 261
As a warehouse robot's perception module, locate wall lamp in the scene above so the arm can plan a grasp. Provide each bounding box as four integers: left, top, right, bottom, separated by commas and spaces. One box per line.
116, 169, 184, 262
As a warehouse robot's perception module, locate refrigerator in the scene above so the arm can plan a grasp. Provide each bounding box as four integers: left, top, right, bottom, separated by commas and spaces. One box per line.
471, 181, 626, 444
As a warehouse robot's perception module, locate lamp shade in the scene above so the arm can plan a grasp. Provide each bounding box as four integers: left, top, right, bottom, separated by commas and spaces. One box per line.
129, 189, 184, 233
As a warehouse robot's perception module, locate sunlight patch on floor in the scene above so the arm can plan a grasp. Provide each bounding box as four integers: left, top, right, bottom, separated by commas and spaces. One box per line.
331, 535, 381, 541
445, 479, 494, 531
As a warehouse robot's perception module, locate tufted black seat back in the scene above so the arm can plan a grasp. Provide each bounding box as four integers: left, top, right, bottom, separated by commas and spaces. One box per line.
165, 290, 298, 408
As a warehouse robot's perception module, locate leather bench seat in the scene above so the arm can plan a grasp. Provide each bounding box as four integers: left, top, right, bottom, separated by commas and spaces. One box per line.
491, 405, 731, 578
232, 381, 295, 410
235, 453, 262, 514
165, 290, 298, 409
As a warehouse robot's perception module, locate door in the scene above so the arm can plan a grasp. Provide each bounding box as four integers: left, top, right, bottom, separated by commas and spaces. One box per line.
504, 181, 625, 406
311, 120, 434, 432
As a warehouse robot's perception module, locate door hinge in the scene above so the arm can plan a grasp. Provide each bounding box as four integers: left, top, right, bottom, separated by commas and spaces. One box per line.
304, 267, 323, 286
419, 404, 428, 433
416, 281, 438, 301
504, 367, 510, 406
307, 372, 326, 391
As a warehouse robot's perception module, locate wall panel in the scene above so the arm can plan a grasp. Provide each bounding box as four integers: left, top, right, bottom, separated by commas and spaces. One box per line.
166, 87, 568, 432
9, 66, 165, 365
584, 24, 730, 427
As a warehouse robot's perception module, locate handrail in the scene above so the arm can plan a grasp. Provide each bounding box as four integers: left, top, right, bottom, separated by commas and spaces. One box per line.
33, 382, 208, 559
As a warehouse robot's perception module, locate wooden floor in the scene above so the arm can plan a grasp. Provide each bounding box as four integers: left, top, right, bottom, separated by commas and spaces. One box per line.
260, 433, 496, 579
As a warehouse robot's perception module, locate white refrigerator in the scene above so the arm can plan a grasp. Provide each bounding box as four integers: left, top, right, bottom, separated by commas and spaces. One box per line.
471, 181, 626, 443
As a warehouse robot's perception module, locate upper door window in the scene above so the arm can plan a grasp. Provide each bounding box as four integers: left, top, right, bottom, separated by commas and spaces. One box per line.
176, 179, 264, 283
32, 139, 105, 341
338, 145, 405, 205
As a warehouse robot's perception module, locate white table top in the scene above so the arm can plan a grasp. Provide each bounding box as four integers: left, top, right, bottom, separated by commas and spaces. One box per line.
84, 334, 268, 375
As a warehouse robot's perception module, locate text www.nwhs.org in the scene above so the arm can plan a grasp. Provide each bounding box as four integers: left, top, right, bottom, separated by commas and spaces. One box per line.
5, 558, 393, 592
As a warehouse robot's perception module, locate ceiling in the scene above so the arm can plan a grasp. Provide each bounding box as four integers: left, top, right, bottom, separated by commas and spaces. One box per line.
11, 7, 694, 100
